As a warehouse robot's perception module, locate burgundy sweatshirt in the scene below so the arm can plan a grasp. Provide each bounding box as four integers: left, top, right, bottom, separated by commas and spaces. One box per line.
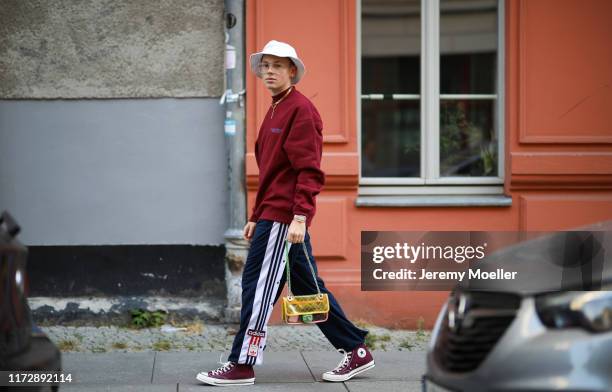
249, 87, 325, 228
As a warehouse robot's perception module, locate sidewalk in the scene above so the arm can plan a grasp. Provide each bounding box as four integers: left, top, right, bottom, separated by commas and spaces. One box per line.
58, 350, 426, 391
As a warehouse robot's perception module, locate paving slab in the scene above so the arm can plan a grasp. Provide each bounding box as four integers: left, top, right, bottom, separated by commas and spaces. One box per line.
62, 352, 155, 385
180, 382, 346, 391
346, 380, 423, 392
301, 350, 426, 382
155, 351, 315, 387
153, 351, 222, 385
59, 384, 176, 391
251, 352, 315, 383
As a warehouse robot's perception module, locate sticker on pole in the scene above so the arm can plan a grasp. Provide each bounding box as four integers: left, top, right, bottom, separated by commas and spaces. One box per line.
225, 119, 236, 136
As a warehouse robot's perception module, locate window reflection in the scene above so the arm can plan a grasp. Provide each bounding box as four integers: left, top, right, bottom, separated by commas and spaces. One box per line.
360, 0, 500, 179
440, 0, 498, 177
361, 0, 421, 177
362, 100, 420, 177
440, 100, 497, 177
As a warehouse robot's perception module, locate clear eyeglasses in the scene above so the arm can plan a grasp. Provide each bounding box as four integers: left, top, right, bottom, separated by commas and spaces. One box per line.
257, 62, 289, 74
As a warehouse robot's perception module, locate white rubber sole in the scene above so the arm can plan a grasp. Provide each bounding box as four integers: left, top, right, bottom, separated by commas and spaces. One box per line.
322, 360, 376, 382
196, 372, 255, 386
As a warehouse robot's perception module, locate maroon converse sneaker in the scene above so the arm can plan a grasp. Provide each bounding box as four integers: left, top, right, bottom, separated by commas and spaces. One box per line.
196, 361, 255, 386
322, 343, 375, 382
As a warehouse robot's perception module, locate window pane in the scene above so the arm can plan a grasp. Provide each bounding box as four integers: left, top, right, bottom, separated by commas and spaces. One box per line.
440, 99, 498, 177
362, 0, 421, 177
362, 100, 420, 177
362, 57, 419, 95
440, 0, 498, 178
440, 0, 497, 94
441, 53, 496, 94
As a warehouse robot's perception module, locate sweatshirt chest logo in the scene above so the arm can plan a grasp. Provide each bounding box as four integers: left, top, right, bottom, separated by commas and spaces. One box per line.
270, 127, 283, 134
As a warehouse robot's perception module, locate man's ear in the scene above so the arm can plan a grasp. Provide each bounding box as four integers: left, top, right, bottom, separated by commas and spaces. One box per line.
290, 65, 297, 78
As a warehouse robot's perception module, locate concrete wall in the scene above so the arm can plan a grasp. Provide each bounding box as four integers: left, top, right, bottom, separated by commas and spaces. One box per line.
0, 0, 228, 246
0, 99, 228, 245
0, 0, 224, 98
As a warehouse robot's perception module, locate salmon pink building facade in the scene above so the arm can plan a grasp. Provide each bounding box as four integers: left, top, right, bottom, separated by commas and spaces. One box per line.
246, 0, 612, 328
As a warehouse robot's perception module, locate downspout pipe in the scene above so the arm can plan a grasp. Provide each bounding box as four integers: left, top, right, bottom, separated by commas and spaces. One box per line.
221, 0, 247, 322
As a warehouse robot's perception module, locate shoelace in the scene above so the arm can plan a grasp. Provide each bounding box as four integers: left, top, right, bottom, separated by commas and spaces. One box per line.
333, 349, 353, 372
210, 353, 234, 376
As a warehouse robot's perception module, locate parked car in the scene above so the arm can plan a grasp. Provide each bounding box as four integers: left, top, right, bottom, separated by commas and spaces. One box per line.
424, 222, 612, 391
0, 211, 62, 391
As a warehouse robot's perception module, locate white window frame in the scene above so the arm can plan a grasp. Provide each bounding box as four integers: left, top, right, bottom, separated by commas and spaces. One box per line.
357, 0, 505, 195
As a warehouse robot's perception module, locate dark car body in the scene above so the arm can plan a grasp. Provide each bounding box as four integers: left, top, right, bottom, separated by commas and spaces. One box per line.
1, 211, 62, 391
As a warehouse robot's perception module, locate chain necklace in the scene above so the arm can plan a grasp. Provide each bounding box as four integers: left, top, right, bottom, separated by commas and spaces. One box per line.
270, 87, 293, 119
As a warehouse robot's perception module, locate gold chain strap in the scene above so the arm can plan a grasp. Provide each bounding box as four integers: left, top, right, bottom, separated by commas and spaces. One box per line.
284, 240, 322, 300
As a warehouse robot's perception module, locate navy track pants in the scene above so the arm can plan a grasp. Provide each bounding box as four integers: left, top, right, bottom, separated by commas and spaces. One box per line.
228, 219, 369, 365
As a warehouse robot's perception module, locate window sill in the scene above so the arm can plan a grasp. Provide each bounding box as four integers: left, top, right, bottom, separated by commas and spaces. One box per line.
355, 195, 512, 207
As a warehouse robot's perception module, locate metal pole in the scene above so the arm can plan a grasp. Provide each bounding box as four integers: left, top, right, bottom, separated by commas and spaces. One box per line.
222, 0, 247, 323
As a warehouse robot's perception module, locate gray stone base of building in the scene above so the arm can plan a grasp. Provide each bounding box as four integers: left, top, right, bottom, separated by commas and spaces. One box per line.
29, 296, 227, 326
25, 244, 229, 325
26, 244, 227, 297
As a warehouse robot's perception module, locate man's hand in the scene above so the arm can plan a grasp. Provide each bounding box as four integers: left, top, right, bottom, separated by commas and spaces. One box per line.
287, 219, 306, 243
243, 221, 257, 241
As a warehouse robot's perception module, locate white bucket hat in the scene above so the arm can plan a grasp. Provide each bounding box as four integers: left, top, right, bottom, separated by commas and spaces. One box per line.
249, 40, 306, 85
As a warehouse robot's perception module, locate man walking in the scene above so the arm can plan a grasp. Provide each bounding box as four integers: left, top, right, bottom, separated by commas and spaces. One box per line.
196, 40, 375, 386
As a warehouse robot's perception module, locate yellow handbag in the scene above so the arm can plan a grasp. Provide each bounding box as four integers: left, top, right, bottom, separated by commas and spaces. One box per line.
281, 240, 330, 324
